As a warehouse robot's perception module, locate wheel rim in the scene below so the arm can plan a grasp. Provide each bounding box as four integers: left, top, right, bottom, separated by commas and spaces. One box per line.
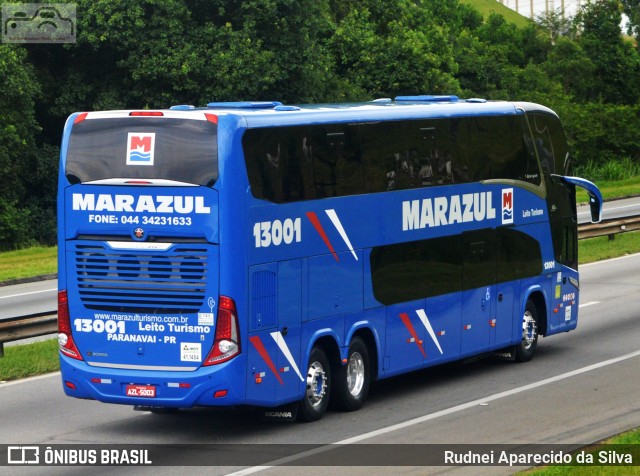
347, 351, 365, 397
521, 310, 537, 350
306, 360, 327, 408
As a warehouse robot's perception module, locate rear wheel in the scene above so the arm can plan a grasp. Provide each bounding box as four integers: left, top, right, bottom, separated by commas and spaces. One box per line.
332, 337, 370, 412
515, 300, 538, 362
298, 346, 331, 422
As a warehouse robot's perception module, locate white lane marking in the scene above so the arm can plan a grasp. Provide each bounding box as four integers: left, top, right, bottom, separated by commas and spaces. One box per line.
228, 349, 640, 475
579, 301, 600, 308
0, 372, 60, 387
0, 288, 56, 300
578, 203, 639, 215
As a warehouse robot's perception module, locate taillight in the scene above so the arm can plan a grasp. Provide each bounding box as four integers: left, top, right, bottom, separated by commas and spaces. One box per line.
58, 290, 83, 361
203, 296, 240, 366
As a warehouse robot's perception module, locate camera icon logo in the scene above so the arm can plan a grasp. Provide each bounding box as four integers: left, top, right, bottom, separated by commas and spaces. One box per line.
2, 3, 76, 43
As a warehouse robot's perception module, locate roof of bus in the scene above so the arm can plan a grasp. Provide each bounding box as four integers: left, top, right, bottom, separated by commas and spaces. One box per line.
78, 97, 558, 128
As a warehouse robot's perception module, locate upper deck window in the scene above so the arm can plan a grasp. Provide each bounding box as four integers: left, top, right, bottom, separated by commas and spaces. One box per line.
243, 115, 540, 203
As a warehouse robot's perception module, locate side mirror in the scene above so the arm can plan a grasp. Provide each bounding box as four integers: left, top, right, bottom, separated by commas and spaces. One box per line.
562, 176, 603, 223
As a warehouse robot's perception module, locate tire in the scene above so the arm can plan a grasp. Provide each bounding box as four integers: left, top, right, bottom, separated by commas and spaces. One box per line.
298, 346, 331, 422
332, 337, 370, 412
515, 300, 539, 362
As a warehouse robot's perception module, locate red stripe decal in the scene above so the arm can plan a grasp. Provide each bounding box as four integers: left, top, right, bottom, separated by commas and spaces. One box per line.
399, 313, 426, 358
249, 336, 284, 385
306, 211, 339, 261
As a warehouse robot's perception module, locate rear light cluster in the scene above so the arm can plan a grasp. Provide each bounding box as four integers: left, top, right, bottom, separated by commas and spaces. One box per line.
203, 296, 240, 366
57, 290, 83, 361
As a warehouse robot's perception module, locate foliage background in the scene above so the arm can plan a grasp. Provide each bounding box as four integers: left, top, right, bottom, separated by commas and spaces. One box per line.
1, 0, 640, 250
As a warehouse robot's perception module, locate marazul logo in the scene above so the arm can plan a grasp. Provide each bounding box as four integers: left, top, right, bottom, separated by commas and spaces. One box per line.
502, 188, 514, 224
127, 132, 155, 165
402, 192, 496, 231
72, 193, 211, 214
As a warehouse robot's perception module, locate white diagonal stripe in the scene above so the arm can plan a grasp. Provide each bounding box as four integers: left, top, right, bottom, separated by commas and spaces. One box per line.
416, 309, 443, 355
325, 209, 358, 261
270, 331, 304, 382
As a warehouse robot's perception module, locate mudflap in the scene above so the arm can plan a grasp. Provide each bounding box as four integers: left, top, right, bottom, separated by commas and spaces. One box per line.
493, 346, 516, 361
257, 402, 299, 422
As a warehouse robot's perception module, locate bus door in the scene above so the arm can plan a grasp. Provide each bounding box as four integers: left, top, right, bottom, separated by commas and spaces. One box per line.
246, 261, 303, 405
493, 228, 520, 348
461, 230, 495, 355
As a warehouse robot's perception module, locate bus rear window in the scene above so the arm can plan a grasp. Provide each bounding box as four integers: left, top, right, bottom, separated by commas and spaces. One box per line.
65, 118, 218, 186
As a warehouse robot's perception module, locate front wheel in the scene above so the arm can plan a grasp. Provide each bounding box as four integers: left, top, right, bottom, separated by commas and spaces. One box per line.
515, 300, 538, 362
332, 337, 370, 412
298, 346, 331, 422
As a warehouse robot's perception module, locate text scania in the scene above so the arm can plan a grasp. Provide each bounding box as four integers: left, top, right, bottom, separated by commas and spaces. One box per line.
72, 193, 211, 214
403, 192, 496, 231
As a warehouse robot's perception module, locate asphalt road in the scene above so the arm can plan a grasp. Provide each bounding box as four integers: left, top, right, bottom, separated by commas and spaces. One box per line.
577, 195, 640, 223
0, 279, 57, 320
1, 253, 640, 475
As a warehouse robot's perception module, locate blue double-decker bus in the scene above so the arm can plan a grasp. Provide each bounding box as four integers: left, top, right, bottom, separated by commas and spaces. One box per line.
57, 96, 602, 421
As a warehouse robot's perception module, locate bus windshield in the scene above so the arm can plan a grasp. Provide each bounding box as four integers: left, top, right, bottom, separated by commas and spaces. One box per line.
65, 117, 218, 186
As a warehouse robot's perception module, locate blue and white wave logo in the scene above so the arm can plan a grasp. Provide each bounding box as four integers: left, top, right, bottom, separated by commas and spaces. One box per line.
502, 188, 514, 224
126, 132, 155, 166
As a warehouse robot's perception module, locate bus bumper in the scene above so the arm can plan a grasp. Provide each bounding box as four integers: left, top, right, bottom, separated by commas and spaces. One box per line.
59, 354, 246, 408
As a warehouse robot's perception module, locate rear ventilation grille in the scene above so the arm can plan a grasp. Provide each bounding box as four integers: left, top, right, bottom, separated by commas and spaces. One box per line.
72, 242, 209, 314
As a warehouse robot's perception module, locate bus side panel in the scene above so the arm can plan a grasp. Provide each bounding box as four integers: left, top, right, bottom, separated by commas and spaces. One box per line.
245, 259, 307, 406
383, 293, 462, 376
308, 250, 363, 320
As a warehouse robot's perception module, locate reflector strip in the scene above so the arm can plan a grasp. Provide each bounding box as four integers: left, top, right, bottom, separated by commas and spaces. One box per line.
129, 111, 164, 116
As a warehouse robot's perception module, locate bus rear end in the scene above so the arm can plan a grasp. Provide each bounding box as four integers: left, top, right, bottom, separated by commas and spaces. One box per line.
57, 111, 242, 408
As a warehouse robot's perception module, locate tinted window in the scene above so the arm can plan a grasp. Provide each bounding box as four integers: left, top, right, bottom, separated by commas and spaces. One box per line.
370, 228, 542, 305
66, 118, 218, 185
529, 113, 570, 176
244, 115, 540, 203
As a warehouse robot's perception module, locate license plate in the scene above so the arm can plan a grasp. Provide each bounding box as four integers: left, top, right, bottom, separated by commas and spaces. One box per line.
125, 384, 156, 398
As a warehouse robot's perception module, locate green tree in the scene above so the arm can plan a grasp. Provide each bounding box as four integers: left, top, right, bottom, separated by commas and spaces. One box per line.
575, 0, 640, 104
329, 0, 460, 98
620, 0, 640, 41
0, 45, 41, 249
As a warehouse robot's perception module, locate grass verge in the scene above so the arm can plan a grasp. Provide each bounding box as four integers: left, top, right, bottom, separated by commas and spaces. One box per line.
578, 230, 640, 264
0, 338, 59, 381
0, 246, 57, 282
525, 429, 640, 474
576, 176, 640, 204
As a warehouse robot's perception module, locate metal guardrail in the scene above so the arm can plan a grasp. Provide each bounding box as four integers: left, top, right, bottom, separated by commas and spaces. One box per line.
578, 215, 640, 240
0, 215, 638, 356
0, 311, 58, 357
